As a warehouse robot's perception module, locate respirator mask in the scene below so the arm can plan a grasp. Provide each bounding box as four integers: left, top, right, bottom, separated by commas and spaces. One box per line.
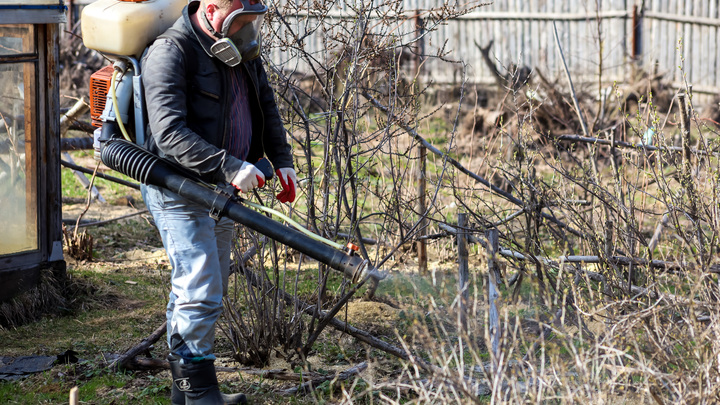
202, 0, 267, 67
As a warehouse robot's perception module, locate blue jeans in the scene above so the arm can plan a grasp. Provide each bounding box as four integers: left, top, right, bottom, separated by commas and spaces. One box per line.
142, 184, 234, 363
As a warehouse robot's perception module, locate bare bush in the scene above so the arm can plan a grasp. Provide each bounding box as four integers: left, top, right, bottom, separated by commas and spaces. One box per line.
216, 0, 720, 403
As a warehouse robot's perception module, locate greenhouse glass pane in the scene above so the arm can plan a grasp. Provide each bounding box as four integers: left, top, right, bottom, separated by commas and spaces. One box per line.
0, 60, 37, 255
0, 25, 35, 56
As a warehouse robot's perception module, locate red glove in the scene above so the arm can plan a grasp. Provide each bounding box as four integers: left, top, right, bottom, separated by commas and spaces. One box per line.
276, 167, 296, 203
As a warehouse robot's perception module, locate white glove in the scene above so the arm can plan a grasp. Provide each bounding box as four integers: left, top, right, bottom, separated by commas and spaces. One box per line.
231, 161, 265, 193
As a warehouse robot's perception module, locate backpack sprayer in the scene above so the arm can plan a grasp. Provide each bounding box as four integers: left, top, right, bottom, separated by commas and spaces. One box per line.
80, 0, 381, 283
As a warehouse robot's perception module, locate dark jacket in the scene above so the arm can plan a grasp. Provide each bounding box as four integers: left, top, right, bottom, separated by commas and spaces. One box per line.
141, 1, 293, 185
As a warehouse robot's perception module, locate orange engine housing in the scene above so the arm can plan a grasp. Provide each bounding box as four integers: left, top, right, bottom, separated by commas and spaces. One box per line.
89, 65, 114, 128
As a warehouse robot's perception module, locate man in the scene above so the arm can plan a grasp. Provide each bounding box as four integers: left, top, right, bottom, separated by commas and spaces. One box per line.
141, 0, 296, 403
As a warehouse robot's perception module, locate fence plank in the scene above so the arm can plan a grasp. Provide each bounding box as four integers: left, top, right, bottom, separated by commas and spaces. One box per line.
711, 1, 719, 88
716, 18, 720, 88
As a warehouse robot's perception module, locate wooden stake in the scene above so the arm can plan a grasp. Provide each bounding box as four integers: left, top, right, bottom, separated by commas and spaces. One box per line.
603, 220, 614, 294
648, 213, 669, 253
417, 144, 428, 274
457, 213, 469, 331
485, 229, 500, 363
69, 386, 79, 405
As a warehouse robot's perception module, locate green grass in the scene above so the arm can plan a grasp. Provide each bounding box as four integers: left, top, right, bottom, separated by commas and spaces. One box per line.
61, 150, 141, 201
60, 167, 87, 199
61, 170, 141, 201
0, 368, 172, 405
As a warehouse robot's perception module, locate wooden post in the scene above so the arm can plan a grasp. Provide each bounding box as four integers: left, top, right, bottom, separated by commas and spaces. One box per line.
414, 13, 424, 78
414, 12, 427, 275
631, 4, 642, 61
648, 213, 669, 253
69, 387, 79, 405
457, 213, 469, 330
604, 220, 614, 258
627, 208, 637, 288
417, 145, 427, 274
486, 228, 500, 361
604, 220, 614, 294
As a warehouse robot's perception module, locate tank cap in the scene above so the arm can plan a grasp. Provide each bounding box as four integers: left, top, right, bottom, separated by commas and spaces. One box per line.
346, 243, 359, 252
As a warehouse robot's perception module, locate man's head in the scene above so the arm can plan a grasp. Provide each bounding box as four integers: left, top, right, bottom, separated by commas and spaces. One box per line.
195, 0, 267, 66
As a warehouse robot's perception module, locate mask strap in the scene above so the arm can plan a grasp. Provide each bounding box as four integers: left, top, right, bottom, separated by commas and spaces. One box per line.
219, 9, 244, 36
200, 10, 221, 38
219, 3, 268, 36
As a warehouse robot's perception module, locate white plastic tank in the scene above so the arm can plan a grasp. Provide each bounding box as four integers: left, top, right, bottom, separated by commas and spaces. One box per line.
81, 0, 186, 58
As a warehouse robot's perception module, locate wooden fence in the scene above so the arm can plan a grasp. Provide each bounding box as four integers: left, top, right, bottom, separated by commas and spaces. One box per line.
268, 0, 720, 95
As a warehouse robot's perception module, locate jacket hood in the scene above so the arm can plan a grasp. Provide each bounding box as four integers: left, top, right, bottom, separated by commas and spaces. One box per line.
184, 1, 217, 59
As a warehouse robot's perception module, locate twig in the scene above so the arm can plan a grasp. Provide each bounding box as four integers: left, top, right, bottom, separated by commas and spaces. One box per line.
438, 223, 486, 247
279, 362, 368, 396
110, 321, 167, 371
647, 213, 670, 253
335, 232, 382, 246
678, 93, 705, 264
301, 277, 367, 358
65, 210, 149, 230
120, 357, 240, 372
436, 224, 693, 273
242, 368, 312, 381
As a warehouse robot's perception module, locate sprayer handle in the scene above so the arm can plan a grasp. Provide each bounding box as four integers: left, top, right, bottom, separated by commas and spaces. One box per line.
254, 158, 274, 182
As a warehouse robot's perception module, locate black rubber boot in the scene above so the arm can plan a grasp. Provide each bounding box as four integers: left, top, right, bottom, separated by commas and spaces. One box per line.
168, 355, 247, 405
